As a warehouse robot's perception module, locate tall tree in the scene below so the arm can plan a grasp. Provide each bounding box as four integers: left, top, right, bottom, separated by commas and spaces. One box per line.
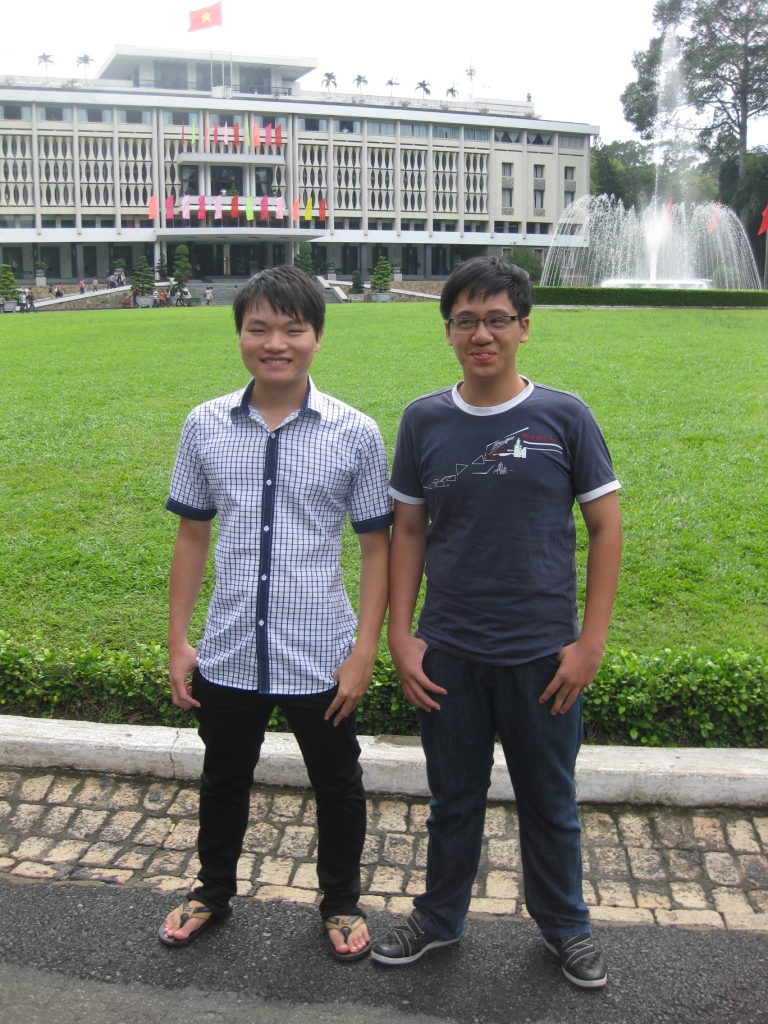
445, 86, 458, 99
321, 72, 336, 92
416, 80, 431, 99
622, 1, 768, 177
37, 53, 54, 78
77, 54, 94, 79
353, 75, 368, 94
386, 78, 399, 97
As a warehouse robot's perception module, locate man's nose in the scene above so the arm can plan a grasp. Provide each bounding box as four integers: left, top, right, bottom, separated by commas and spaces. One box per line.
471, 319, 494, 340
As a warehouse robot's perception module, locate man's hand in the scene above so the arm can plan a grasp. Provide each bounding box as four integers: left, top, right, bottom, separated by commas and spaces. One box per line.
389, 635, 447, 713
168, 642, 201, 710
538, 640, 604, 715
326, 648, 376, 726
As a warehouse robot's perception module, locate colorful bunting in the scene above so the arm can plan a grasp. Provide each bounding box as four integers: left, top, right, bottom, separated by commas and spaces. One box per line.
252, 122, 260, 147
233, 122, 240, 147
276, 196, 285, 219
214, 194, 222, 219
666, 197, 673, 220
304, 198, 313, 221
319, 198, 326, 221
224, 122, 229, 146
165, 194, 175, 220
292, 198, 299, 221
758, 202, 768, 236
231, 195, 239, 218
197, 195, 206, 219
182, 195, 191, 219
707, 199, 721, 234
265, 123, 272, 147
205, 124, 209, 149
261, 195, 269, 220
191, 124, 197, 146
276, 124, 282, 147
213, 123, 219, 147
245, 196, 254, 221
148, 195, 158, 220
181, 123, 185, 146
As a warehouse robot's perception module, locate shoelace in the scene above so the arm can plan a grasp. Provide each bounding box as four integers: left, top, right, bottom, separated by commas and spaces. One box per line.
561, 935, 600, 969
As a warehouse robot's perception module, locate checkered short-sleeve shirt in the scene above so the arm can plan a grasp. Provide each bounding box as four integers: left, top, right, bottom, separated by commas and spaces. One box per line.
167, 377, 392, 694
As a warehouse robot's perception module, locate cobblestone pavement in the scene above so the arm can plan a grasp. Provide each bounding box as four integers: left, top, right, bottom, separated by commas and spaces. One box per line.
1, 767, 767, 932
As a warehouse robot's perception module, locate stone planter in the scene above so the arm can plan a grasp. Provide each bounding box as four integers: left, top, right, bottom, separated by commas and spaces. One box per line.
35, 275, 47, 287
393, 270, 403, 282
347, 292, 365, 302
326, 270, 337, 281
372, 291, 392, 302
2, 300, 17, 313
136, 295, 153, 308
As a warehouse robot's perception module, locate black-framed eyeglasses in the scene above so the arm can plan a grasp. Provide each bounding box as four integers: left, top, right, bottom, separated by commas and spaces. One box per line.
447, 315, 523, 334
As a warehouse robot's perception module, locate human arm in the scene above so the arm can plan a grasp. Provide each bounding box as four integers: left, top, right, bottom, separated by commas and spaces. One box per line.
539, 490, 622, 714
387, 500, 448, 712
167, 516, 213, 710
326, 527, 390, 725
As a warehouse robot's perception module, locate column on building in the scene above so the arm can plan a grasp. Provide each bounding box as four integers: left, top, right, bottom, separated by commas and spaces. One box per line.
458, 125, 465, 237
426, 123, 434, 237
488, 125, 495, 239
72, 106, 82, 234
394, 121, 402, 236
30, 103, 41, 235
112, 106, 122, 233
326, 119, 334, 236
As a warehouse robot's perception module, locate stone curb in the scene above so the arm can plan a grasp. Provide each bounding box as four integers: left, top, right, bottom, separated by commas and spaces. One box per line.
1, 716, 767, 806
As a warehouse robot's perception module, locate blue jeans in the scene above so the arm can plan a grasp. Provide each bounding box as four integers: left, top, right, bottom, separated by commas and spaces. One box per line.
414, 647, 589, 942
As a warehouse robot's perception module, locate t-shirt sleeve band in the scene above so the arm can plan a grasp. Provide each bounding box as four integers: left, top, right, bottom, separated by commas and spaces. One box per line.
350, 512, 393, 534
388, 486, 427, 505
165, 497, 217, 520
576, 480, 621, 504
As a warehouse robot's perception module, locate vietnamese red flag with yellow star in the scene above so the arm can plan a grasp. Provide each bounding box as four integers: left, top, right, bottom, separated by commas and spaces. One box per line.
189, 1, 222, 31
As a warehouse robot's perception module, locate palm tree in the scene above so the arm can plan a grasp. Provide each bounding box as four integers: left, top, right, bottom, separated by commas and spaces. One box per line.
416, 80, 431, 99
37, 53, 54, 79
353, 75, 368, 94
77, 54, 94, 79
386, 78, 399, 98
322, 72, 337, 92
445, 86, 458, 99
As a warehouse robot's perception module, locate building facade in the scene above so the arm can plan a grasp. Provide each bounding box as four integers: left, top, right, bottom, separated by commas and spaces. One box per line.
0, 46, 598, 283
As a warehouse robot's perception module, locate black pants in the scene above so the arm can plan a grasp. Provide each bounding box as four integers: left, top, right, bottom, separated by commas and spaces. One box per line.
189, 670, 366, 920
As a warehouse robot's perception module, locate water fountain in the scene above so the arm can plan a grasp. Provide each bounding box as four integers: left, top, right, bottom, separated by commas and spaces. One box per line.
542, 34, 761, 290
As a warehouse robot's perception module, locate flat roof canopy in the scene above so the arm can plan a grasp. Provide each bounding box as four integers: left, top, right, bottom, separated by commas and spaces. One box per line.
97, 45, 316, 83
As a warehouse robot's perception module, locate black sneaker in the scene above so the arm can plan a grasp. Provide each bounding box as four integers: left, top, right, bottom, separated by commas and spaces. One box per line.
543, 933, 607, 988
371, 908, 460, 966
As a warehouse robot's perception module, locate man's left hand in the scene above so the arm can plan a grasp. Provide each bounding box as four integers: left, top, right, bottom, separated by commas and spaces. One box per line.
326, 649, 375, 726
538, 641, 604, 715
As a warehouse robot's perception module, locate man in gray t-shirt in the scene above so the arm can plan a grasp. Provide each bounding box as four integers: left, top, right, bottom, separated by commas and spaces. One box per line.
371, 257, 622, 989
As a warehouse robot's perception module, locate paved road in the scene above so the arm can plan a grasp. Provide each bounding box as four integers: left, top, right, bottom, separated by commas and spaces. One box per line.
1, 881, 767, 1024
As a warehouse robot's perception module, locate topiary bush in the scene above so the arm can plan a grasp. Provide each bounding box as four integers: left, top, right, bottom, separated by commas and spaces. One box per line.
350, 269, 364, 294
370, 255, 392, 291
131, 255, 155, 296
0, 263, 18, 302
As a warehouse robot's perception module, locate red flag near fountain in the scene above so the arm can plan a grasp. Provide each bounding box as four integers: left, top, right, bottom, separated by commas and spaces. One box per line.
707, 200, 721, 233
758, 203, 768, 236
666, 197, 673, 220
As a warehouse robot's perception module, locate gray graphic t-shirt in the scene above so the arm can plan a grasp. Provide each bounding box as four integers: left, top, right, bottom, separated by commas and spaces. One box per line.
389, 380, 620, 665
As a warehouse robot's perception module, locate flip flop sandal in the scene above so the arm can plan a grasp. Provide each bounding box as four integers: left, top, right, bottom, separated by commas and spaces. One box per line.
158, 896, 222, 948
324, 914, 372, 962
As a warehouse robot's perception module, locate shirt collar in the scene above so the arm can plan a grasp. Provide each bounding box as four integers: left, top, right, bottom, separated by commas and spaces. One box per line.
232, 376, 324, 420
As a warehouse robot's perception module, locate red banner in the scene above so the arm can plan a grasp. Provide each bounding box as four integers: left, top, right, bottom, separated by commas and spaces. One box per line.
276, 124, 282, 147
231, 195, 239, 218
189, 2, 222, 31
233, 122, 240, 147
261, 195, 269, 220
758, 202, 768, 236
148, 195, 158, 220
319, 198, 326, 221
292, 198, 299, 221
165, 194, 175, 220
197, 196, 206, 219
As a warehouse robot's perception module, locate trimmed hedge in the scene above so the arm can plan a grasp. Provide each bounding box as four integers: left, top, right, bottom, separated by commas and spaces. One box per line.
534, 286, 768, 308
0, 632, 766, 747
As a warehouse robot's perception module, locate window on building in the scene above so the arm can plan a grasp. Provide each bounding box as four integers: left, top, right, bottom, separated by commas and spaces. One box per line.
559, 134, 584, 148
39, 107, 72, 122
564, 166, 575, 180
163, 111, 199, 126
39, 246, 61, 277
60, 217, 75, 227
2, 245, 23, 271
211, 63, 232, 89
346, 218, 361, 229
77, 108, 112, 123
527, 132, 552, 146
333, 119, 361, 134
298, 118, 327, 132
211, 166, 243, 195
400, 123, 427, 137
464, 128, 489, 141
99, 217, 115, 228
495, 130, 521, 144
253, 115, 288, 130
431, 245, 450, 275
526, 222, 551, 234
239, 66, 271, 95
180, 165, 199, 195
211, 112, 245, 128
502, 187, 513, 208
41, 217, 57, 228
533, 165, 545, 179
433, 125, 459, 139
0, 216, 16, 228
118, 109, 151, 124
494, 222, 521, 234
563, 191, 574, 207
380, 219, 394, 229
19, 215, 35, 228
501, 162, 513, 177
401, 245, 419, 275
81, 218, 97, 228
0, 105, 31, 120
254, 169, 273, 196
196, 63, 212, 91
533, 189, 545, 209
155, 60, 188, 90
367, 121, 396, 135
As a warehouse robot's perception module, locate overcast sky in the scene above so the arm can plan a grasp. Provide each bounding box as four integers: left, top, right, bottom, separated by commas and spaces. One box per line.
3, 0, 768, 148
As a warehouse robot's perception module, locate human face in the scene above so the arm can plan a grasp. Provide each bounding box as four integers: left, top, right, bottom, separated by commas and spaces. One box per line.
238, 300, 322, 390
444, 290, 529, 395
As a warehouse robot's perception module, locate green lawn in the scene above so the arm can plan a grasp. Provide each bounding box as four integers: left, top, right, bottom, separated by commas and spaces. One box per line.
1, 304, 766, 658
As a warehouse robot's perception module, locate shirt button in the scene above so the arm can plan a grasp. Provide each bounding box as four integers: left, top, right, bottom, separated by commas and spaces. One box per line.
266, 479, 272, 486
261, 574, 267, 581
258, 619, 264, 627
263, 525, 269, 532
270, 432, 276, 438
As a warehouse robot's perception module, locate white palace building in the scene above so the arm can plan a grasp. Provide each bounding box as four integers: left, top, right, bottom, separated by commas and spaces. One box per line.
0, 46, 598, 283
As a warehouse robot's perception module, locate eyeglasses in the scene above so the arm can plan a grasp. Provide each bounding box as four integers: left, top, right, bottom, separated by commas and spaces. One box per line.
447, 315, 523, 334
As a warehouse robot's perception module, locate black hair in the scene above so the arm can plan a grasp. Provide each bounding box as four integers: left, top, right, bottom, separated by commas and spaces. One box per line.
232, 265, 326, 336
439, 256, 535, 321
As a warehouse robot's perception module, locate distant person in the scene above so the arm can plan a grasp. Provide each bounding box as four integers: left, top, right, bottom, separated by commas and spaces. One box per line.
152, 288, 159, 308
92, 275, 99, 292
372, 256, 622, 990
158, 266, 390, 961
79, 279, 85, 295
26, 288, 36, 312
55, 283, 64, 298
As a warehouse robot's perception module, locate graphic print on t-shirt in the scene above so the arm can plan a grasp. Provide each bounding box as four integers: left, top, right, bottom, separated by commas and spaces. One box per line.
425, 426, 563, 490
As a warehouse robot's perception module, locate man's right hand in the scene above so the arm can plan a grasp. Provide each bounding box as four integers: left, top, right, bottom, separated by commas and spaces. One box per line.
389, 635, 447, 712
168, 642, 201, 710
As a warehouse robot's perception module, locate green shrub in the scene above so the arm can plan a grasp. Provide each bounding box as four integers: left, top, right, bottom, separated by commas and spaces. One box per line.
0, 632, 766, 747
505, 246, 543, 283
350, 269, 364, 294
172, 244, 193, 288
131, 256, 155, 296
370, 255, 392, 292
0, 263, 18, 302
534, 286, 768, 308
297, 241, 314, 275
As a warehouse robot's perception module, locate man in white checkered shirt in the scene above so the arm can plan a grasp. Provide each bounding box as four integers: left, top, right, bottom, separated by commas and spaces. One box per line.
158, 266, 391, 961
